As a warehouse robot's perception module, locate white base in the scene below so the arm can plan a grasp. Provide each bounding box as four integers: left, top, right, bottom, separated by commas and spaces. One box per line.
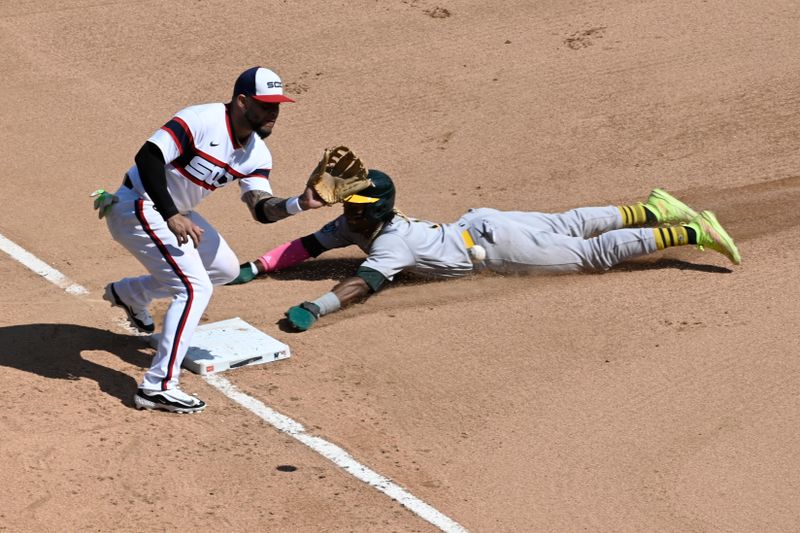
149, 317, 290, 375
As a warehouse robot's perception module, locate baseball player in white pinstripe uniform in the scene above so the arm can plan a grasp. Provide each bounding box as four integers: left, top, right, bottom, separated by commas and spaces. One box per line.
93, 67, 324, 413
229, 170, 740, 331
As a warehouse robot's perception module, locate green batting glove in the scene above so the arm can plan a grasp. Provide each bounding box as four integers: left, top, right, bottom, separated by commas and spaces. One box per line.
90, 189, 119, 219
285, 302, 321, 331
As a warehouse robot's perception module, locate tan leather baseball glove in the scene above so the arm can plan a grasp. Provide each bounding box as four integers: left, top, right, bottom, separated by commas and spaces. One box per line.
307, 146, 371, 205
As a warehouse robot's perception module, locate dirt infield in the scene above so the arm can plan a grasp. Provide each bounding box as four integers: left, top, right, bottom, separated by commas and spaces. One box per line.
2, 1, 799, 531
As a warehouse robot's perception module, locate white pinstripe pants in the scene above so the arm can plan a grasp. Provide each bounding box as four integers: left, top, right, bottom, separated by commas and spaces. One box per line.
105, 186, 239, 391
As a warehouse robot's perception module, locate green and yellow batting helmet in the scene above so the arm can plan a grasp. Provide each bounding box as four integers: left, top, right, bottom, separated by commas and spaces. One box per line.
343, 169, 395, 223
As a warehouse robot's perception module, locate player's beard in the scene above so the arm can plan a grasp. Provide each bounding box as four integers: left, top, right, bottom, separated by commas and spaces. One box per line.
346, 217, 380, 237
244, 107, 273, 139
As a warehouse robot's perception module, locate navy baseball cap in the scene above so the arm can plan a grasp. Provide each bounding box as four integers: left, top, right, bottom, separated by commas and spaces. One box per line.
233, 67, 295, 103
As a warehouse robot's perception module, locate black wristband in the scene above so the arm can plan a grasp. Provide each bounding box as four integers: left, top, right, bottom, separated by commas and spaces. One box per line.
254, 198, 273, 223
254, 197, 290, 224
299, 301, 321, 318
300, 234, 327, 257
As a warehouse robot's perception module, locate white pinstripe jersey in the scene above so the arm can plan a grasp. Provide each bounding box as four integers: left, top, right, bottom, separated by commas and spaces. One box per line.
125, 103, 273, 213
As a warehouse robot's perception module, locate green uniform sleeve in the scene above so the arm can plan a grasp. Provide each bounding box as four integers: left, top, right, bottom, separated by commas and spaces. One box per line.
356, 266, 388, 292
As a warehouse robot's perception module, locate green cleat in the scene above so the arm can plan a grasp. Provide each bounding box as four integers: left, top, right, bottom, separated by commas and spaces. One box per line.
686, 210, 741, 265
645, 188, 699, 224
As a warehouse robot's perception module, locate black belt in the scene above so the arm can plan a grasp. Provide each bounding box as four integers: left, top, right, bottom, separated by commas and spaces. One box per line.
123, 174, 133, 189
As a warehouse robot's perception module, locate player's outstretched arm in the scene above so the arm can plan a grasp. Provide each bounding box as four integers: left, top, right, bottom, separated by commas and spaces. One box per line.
227, 234, 329, 285
242, 187, 325, 225
285, 277, 371, 331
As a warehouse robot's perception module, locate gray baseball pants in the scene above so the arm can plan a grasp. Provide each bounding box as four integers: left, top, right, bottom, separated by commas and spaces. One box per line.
460, 206, 658, 274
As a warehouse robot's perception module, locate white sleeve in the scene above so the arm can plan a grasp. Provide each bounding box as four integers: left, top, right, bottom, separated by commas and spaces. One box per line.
239, 145, 273, 195
359, 233, 415, 281
147, 107, 202, 164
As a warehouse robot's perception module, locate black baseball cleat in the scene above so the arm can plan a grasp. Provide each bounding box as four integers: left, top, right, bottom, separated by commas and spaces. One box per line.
134, 388, 206, 414
103, 282, 155, 333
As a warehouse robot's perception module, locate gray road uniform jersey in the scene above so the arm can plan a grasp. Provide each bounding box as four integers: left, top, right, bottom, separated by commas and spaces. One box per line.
309, 205, 657, 291
313, 214, 475, 289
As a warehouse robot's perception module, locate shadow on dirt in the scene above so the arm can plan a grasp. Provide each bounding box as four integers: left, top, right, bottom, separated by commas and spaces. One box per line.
242, 257, 451, 287
256, 256, 732, 283
614, 258, 733, 274
0, 324, 151, 405
265, 257, 731, 333
265, 257, 362, 282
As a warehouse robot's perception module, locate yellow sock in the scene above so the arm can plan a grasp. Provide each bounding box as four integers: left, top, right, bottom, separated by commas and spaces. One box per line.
653, 226, 689, 249
617, 204, 649, 227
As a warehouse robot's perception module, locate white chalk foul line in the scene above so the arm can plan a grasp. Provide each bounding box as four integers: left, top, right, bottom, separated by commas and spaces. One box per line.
205, 374, 469, 533
0, 233, 88, 295
3, 230, 467, 532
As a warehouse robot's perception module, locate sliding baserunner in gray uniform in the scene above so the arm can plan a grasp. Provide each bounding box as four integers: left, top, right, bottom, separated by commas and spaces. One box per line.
229, 170, 740, 331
